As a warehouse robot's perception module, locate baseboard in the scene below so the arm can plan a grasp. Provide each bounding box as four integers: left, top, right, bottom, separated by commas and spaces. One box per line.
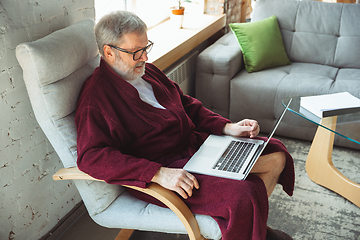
40, 202, 86, 240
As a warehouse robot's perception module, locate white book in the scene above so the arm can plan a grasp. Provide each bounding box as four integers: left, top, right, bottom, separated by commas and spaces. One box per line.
300, 92, 360, 118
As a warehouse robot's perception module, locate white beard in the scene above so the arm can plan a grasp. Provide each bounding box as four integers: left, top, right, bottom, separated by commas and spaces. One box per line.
113, 57, 146, 81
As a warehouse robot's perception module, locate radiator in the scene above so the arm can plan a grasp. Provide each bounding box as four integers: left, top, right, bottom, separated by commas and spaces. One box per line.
166, 51, 199, 96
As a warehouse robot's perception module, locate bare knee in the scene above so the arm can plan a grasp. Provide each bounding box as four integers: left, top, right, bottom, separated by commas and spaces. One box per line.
251, 152, 286, 175
271, 152, 286, 176
251, 152, 287, 197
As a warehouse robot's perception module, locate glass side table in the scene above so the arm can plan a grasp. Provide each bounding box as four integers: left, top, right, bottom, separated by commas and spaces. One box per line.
283, 96, 360, 208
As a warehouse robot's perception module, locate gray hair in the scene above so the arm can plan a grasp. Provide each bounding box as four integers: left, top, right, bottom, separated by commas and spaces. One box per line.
95, 11, 147, 57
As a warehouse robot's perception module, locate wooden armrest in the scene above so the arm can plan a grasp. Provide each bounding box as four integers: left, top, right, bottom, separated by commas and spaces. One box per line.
53, 167, 103, 181
53, 167, 204, 240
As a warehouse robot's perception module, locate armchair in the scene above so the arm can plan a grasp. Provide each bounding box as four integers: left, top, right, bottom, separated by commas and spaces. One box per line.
15, 18, 221, 240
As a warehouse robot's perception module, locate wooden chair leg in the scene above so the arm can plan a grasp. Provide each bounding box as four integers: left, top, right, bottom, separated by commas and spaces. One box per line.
113, 229, 209, 240
114, 229, 134, 240
54, 168, 206, 239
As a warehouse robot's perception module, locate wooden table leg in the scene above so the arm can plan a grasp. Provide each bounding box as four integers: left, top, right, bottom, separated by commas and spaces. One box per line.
305, 116, 360, 207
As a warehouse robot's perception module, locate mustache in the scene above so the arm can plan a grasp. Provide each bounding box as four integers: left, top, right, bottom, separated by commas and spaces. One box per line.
135, 62, 145, 68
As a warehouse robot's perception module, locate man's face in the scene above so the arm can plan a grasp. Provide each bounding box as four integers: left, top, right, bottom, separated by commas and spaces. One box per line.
112, 32, 149, 81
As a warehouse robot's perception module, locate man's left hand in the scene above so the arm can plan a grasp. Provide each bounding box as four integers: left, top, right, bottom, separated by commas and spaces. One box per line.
222, 119, 260, 138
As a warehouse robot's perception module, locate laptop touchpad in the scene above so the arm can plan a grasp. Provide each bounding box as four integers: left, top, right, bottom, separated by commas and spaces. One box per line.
198, 145, 223, 158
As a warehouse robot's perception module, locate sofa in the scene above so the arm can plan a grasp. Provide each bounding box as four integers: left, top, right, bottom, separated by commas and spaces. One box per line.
196, 0, 360, 149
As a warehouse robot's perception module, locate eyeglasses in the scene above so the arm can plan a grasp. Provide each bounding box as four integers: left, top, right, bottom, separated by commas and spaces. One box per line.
108, 40, 153, 61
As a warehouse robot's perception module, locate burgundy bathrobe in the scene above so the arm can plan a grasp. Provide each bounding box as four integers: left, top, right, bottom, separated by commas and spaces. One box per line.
75, 59, 295, 240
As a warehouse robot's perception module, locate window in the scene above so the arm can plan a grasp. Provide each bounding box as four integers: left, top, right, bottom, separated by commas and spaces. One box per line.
129, 0, 171, 28
95, 0, 126, 23
95, 0, 171, 28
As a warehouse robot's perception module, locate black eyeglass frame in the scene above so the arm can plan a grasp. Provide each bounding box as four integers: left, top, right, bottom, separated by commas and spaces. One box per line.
108, 40, 153, 61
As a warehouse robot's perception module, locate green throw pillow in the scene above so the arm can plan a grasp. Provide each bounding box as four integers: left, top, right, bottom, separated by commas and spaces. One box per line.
229, 15, 291, 73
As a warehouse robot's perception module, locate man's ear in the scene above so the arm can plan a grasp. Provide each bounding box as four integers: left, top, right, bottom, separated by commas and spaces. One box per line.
103, 45, 116, 62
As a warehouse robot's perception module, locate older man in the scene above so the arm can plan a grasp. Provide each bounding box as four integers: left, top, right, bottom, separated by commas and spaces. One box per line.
75, 11, 294, 240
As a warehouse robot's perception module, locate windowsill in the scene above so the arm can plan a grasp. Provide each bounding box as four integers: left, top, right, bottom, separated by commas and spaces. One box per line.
147, 14, 226, 71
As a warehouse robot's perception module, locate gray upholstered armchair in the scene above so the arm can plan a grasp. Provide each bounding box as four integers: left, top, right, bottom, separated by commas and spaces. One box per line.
15, 18, 221, 240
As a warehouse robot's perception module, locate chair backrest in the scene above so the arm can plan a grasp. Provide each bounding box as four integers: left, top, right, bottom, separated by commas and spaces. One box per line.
16, 18, 125, 216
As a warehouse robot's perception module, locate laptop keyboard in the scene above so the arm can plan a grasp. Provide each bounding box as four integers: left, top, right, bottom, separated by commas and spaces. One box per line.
212, 140, 255, 173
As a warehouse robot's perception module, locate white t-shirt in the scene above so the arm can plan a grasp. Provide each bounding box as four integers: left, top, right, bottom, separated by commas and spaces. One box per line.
127, 77, 166, 109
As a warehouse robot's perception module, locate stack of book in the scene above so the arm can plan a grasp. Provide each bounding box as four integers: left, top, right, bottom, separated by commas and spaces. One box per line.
300, 92, 360, 118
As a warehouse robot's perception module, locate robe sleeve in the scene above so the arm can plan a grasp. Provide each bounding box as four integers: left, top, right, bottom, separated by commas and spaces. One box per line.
75, 106, 161, 188
178, 86, 231, 135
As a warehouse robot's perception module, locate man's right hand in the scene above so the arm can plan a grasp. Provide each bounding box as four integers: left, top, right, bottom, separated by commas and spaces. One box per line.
151, 167, 200, 199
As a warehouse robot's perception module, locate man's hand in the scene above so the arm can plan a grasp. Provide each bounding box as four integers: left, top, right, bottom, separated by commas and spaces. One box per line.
151, 167, 199, 199
222, 119, 260, 138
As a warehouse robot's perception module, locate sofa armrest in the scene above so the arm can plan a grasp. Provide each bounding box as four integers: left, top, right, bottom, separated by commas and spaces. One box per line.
196, 32, 244, 118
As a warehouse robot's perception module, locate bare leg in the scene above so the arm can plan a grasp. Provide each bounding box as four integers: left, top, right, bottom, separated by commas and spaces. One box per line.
250, 152, 286, 197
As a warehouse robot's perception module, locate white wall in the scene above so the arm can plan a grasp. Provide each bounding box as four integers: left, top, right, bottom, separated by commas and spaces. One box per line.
0, 1, 94, 239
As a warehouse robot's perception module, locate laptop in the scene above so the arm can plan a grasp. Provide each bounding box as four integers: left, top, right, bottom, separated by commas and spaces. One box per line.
183, 99, 292, 180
